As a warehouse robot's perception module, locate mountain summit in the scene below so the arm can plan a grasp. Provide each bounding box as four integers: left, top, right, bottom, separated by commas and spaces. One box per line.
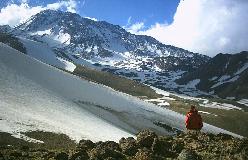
16, 9, 209, 71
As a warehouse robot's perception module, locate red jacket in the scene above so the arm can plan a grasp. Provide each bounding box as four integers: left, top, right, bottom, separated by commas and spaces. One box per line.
185, 109, 203, 130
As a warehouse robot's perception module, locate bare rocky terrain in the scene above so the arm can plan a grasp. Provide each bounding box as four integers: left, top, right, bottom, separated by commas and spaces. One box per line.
0, 130, 247, 160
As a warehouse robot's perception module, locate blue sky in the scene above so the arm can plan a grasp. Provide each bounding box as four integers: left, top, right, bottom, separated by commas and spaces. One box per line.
0, 0, 179, 29
0, 0, 248, 56
77, 0, 179, 28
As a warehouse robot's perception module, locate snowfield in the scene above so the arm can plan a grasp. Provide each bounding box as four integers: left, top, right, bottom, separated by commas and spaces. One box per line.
237, 99, 248, 107
199, 102, 243, 111
0, 43, 242, 143
19, 37, 76, 72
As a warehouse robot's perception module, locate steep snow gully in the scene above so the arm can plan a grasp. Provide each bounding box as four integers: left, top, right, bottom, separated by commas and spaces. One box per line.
0, 43, 242, 143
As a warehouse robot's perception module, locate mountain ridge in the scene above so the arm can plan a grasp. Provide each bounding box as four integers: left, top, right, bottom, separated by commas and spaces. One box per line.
176, 51, 248, 99
14, 9, 209, 71
1, 9, 247, 99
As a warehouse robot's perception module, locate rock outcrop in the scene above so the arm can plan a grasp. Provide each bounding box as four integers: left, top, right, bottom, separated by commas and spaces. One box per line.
0, 130, 247, 160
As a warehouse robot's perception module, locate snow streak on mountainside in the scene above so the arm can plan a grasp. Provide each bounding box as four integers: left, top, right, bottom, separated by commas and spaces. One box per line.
0, 43, 242, 143
19, 37, 76, 72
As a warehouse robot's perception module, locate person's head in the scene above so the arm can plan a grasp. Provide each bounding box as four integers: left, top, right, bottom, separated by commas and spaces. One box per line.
190, 105, 196, 112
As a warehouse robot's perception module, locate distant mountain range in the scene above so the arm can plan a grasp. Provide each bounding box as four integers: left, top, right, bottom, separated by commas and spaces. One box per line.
0, 9, 247, 99
177, 52, 248, 99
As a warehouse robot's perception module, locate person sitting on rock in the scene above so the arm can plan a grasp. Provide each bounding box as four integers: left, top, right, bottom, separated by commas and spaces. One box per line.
185, 105, 203, 131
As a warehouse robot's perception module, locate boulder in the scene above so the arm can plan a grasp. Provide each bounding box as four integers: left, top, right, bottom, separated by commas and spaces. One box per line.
151, 137, 172, 157
119, 137, 137, 156
237, 138, 248, 159
20, 145, 29, 152
172, 141, 184, 153
134, 148, 155, 160
89, 141, 124, 160
177, 149, 200, 160
136, 130, 158, 148
0, 153, 4, 160
78, 139, 95, 151
100, 141, 121, 152
55, 152, 68, 160
216, 133, 233, 141
89, 147, 124, 160
9, 151, 22, 157
43, 151, 55, 159
70, 150, 89, 160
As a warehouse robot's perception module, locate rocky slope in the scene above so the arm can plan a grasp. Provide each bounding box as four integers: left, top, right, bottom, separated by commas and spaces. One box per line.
176, 51, 248, 99
0, 130, 247, 160
0, 29, 26, 54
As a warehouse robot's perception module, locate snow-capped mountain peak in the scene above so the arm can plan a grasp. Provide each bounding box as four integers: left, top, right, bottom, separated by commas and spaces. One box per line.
15, 9, 209, 71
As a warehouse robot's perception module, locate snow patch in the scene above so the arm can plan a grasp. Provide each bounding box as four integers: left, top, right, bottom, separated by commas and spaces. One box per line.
12, 133, 44, 144
237, 99, 248, 107
157, 102, 170, 106
145, 99, 170, 106
234, 62, 248, 75
226, 97, 235, 100
54, 31, 71, 45
218, 75, 231, 82
209, 76, 218, 81
211, 75, 239, 88
199, 102, 242, 110
186, 79, 200, 88
198, 111, 218, 117
150, 86, 170, 97
31, 29, 51, 36
57, 57, 76, 72
19, 37, 74, 72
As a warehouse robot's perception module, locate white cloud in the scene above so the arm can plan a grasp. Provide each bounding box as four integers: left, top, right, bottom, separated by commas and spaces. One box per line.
137, 0, 248, 56
0, 0, 78, 27
46, 0, 77, 13
127, 16, 132, 26
85, 16, 98, 21
0, 3, 43, 27
125, 22, 145, 34
20, 0, 28, 3
63, 0, 77, 13
81, 0, 86, 7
